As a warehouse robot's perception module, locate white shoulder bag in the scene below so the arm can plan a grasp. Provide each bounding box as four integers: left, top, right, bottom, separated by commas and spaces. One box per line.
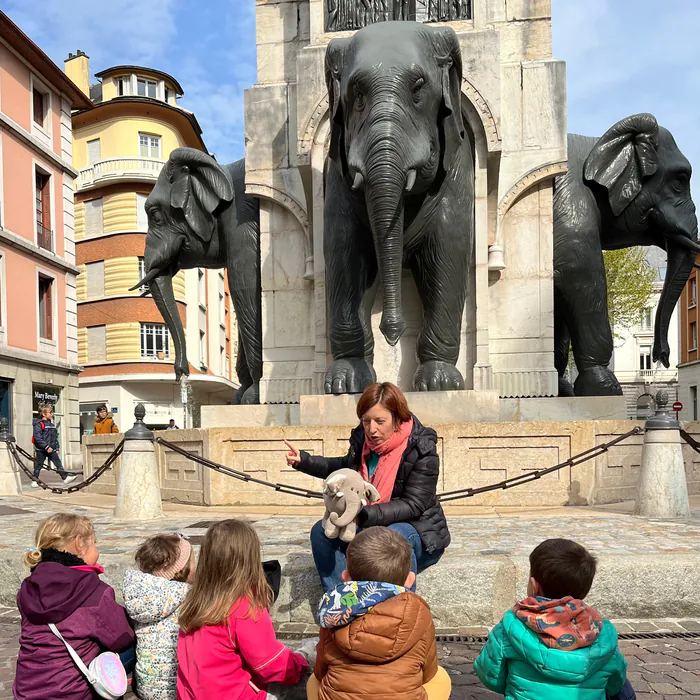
48, 623, 127, 700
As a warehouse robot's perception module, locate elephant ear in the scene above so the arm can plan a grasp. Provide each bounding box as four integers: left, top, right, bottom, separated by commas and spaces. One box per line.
167, 148, 234, 242
325, 38, 350, 178
428, 26, 465, 173
583, 113, 659, 217
363, 482, 381, 504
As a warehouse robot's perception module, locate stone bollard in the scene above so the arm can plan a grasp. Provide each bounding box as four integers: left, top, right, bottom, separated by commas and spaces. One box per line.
114, 404, 163, 520
634, 390, 690, 519
0, 418, 21, 496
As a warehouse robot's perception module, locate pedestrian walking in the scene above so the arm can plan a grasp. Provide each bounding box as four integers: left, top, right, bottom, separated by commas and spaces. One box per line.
32, 405, 77, 487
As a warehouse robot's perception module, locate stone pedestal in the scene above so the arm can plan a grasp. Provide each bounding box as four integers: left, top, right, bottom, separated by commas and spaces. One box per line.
0, 442, 21, 496
114, 440, 163, 520
635, 429, 690, 519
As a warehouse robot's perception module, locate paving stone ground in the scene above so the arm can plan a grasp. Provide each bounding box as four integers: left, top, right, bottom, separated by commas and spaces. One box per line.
1, 617, 700, 698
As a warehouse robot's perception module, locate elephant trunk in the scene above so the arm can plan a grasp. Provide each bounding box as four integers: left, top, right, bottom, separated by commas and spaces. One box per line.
149, 274, 189, 380
654, 236, 697, 367
364, 130, 407, 346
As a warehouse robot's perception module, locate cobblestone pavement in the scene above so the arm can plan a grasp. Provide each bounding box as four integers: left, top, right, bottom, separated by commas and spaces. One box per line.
2, 618, 700, 699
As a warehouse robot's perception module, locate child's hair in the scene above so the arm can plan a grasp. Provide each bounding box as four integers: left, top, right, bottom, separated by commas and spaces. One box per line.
178, 520, 271, 633
96, 404, 108, 414
24, 514, 95, 568
346, 526, 411, 586
529, 538, 597, 600
135, 534, 193, 583
39, 404, 53, 417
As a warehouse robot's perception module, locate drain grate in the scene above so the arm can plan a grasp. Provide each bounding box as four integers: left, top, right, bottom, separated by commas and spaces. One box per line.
437, 630, 700, 644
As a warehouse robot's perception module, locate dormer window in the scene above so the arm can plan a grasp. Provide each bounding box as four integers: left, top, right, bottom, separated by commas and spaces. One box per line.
165, 87, 173, 103
116, 76, 130, 96
137, 78, 157, 98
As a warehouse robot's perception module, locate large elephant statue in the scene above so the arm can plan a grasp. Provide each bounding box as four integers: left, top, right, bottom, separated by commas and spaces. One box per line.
322, 21, 474, 394
554, 113, 699, 396
132, 148, 262, 405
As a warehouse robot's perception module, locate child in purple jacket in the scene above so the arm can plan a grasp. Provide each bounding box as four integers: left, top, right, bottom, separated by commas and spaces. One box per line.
14, 513, 135, 700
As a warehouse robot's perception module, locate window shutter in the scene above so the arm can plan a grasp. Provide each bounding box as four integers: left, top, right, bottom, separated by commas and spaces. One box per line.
40, 176, 51, 230
86, 261, 105, 298
87, 139, 101, 166
84, 199, 103, 238
41, 278, 53, 340
87, 326, 106, 362
33, 89, 44, 127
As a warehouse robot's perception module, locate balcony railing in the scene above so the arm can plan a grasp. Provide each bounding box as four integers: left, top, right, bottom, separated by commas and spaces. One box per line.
639, 369, 655, 378
36, 223, 53, 253
78, 157, 166, 190
325, 0, 471, 32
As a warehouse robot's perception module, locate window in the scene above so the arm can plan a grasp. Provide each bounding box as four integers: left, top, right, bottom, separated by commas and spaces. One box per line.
692, 322, 698, 351
86, 261, 105, 299
38, 275, 53, 340
219, 293, 225, 327
140, 323, 170, 359
116, 76, 130, 96
691, 277, 698, 308
137, 193, 148, 232
220, 346, 225, 374
693, 386, 698, 421
0, 380, 11, 434
165, 87, 173, 103
640, 307, 653, 331
87, 325, 106, 362
35, 170, 52, 252
139, 133, 161, 159
137, 78, 158, 98
87, 139, 101, 167
639, 344, 652, 371
84, 198, 103, 238
199, 330, 206, 366
32, 88, 45, 128
198, 269, 206, 307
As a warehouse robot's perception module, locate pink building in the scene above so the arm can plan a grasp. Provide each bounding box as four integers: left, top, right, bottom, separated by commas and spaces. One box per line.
0, 11, 92, 466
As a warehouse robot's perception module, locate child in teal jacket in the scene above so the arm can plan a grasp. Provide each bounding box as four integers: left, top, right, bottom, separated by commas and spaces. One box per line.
474, 538, 633, 700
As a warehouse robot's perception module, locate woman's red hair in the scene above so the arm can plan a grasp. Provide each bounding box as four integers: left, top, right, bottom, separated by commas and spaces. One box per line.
356, 382, 411, 424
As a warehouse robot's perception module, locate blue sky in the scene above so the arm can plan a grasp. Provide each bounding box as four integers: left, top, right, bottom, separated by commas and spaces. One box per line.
5, 0, 700, 176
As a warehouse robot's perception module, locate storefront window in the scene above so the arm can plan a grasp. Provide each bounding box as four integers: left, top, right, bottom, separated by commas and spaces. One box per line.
32, 384, 62, 436
0, 380, 11, 433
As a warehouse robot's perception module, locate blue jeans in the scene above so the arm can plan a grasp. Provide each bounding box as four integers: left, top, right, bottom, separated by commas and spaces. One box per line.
310, 520, 444, 593
33, 450, 67, 479
118, 645, 136, 674
609, 680, 636, 700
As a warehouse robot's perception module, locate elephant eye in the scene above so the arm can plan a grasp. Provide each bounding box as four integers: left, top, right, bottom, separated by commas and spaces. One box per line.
354, 91, 365, 112
150, 210, 163, 224
413, 78, 425, 93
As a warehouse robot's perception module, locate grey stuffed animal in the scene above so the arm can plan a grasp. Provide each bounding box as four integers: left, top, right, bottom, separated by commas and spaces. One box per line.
322, 468, 381, 542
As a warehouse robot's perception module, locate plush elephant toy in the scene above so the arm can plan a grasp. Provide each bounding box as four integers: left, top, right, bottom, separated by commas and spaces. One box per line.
322, 21, 475, 394
322, 468, 381, 542
553, 113, 699, 396
132, 148, 262, 405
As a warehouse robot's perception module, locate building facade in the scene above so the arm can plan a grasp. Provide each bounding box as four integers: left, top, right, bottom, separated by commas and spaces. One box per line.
610, 247, 679, 419
0, 12, 92, 465
65, 55, 239, 432
678, 253, 700, 421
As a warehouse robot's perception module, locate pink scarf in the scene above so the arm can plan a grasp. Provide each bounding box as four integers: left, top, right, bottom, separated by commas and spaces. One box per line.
359, 418, 413, 504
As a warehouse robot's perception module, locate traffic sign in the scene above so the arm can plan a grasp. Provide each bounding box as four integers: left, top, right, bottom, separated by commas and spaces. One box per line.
673, 401, 683, 412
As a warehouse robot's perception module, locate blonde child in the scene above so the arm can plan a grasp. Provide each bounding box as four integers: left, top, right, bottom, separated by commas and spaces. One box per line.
123, 533, 195, 700
31, 405, 77, 486
14, 514, 135, 700
177, 519, 308, 700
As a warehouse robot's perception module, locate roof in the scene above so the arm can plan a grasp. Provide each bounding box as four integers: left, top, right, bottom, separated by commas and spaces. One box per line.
72, 96, 206, 151
0, 11, 92, 110
95, 65, 184, 95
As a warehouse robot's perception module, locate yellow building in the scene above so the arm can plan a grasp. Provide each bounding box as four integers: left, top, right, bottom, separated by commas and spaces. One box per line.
65, 53, 239, 432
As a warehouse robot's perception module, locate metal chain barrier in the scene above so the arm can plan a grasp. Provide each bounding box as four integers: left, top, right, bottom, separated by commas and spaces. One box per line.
12, 443, 82, 477
8, 440, 125, 495
156, 426, 644, 504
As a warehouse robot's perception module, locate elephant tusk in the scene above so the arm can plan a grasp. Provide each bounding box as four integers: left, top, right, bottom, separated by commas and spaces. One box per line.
352, 172, 364, 190
129, 268, 160, 291
666, 232, 700, 254
694, 263, 700, 270
405, 169, 417, 193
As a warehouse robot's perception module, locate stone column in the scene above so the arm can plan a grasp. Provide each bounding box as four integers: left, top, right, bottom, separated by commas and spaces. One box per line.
114, 404, 163, 520
0, 418, 21, 496
635, 391, 690, 519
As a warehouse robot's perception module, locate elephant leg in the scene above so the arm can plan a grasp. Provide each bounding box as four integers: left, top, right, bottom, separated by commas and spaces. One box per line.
339, 523, 356, 543
324, 160, 377, 394
554, 236, 621, 396
409, 215, 469, 391
554, 288, 575, 397
223, 187, 262, 405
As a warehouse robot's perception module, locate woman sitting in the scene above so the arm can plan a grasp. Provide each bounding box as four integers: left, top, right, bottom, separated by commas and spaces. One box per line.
285, 381, 450, 592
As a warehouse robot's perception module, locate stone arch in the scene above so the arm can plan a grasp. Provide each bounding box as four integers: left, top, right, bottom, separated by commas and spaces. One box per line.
244, 182, 310, 239
497, 161, 568, 221
461, 77, 500, 152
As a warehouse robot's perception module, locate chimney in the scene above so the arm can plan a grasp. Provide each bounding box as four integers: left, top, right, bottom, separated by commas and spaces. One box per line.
64, 50, 90, 98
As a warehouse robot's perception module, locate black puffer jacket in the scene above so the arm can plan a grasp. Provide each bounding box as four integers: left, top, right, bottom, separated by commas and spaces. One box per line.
297, 415, 450, 553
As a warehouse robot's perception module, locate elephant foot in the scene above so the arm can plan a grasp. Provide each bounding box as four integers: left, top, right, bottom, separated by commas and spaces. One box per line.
241, 383, 260, 405
558, 376, 575, 397
573, 366, 622, 396
413, 361, 464, 392
324, 358, 376, 395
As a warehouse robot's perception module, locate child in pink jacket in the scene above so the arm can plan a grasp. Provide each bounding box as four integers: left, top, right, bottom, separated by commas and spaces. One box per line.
177, 519, 308, 700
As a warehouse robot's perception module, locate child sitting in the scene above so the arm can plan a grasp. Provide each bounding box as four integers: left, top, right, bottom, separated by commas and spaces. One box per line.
177, 519, 308, 699
14, 514, 135, 700
123, 533, 194, 700
475, 538, 633, 700
309, 526, 451, 700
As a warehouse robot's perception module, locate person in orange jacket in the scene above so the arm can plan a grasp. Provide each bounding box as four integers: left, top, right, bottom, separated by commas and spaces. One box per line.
93, 405, 119, 434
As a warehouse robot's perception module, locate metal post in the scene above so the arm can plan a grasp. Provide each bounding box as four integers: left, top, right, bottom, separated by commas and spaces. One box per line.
0, 417, 15, 443
0, 417, 20, 495
635, 390, 690, 518
124, 403, 154, 441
